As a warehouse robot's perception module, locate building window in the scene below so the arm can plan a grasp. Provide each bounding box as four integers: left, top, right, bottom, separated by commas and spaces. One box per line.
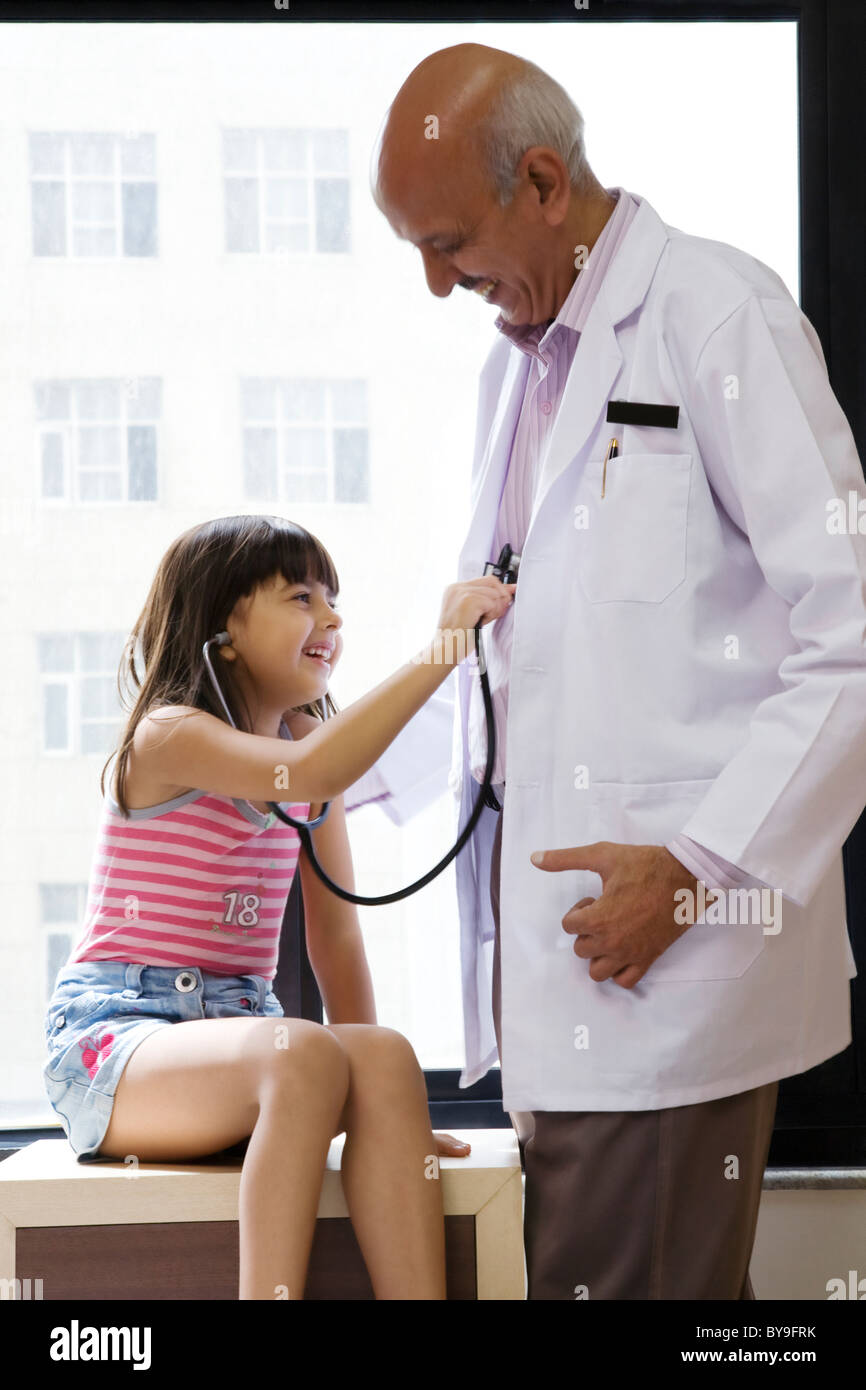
241, 377, 369, 503
40, 884, 89, 999
35, 377, 161, 503
223, 128, 350, 254
38, 631, 127, 755
29, 131, 157, 258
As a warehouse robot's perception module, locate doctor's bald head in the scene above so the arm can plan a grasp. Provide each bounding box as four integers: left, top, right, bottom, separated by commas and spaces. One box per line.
372, 43, 614, 328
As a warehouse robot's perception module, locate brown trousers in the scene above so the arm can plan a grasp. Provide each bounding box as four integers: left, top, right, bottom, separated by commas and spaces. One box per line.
490, 803, 779, 1300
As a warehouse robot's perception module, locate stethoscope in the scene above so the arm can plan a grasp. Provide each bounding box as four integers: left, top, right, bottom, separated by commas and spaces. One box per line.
200, 545, 521, 905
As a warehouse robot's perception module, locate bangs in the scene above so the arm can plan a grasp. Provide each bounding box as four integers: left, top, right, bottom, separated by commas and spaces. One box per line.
237, 516, 339, 601
272, 528, 339, 600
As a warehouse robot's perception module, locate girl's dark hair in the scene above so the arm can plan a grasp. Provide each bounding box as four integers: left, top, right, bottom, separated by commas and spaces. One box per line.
101, 514, 341, 816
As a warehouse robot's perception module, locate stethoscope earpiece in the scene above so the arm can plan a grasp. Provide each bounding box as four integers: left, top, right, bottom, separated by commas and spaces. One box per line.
201, 630, 331, 837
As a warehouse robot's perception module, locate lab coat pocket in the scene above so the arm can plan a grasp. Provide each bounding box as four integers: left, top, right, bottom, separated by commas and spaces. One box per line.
577, 452, 692, 603
587, 778, 767, 982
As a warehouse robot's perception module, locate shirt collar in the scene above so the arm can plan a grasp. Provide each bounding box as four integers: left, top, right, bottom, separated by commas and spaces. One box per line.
494, 186, 628, 357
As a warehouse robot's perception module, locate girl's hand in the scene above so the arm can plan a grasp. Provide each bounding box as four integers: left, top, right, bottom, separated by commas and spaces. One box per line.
433, 1131, 471, 1159
435, 577, 516, 656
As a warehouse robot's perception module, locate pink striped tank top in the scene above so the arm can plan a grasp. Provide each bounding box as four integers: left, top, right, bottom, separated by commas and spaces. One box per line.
68, 719, 309, 982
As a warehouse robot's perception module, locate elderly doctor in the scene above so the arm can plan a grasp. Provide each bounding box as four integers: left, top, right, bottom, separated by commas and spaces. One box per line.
352, 42, 866, 1299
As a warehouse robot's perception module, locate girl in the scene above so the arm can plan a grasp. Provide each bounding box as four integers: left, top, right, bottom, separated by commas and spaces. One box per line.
42, 513, 514, 1300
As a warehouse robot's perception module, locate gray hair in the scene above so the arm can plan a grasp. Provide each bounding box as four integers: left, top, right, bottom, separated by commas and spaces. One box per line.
473, 61, 592, 206
370, 58, 592, 212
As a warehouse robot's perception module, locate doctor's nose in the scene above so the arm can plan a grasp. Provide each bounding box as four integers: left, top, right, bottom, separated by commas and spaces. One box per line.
419, 246, 462, 298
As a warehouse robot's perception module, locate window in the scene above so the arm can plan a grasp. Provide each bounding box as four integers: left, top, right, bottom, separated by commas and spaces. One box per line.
29, 131, 157, 258
35, 377, 161, 503
40, 884, 89, 1000
241, 378, 369, 503
38, 632, 127, 755
5, 19, 825, 1150
223, 128, 350, 254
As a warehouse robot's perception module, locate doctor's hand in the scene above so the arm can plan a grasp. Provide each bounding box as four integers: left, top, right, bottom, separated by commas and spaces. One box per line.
530, 842, 716, 989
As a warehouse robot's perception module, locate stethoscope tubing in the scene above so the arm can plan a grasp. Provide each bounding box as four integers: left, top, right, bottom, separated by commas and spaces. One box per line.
200, 625, 496, 905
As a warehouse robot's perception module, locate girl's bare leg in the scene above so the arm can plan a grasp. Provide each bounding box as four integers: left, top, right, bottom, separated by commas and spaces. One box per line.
98, 1016, 350, 1299
326, 1024, 447, 1300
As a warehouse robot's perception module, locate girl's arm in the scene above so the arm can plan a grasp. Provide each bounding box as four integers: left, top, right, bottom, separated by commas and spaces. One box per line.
134, 578, 514, 807
287, 713, 376, 1024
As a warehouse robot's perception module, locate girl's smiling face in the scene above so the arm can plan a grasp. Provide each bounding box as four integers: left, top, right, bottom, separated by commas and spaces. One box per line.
220, 571, 343, 727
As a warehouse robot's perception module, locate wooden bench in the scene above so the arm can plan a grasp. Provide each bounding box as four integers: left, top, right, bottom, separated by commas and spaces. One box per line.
0, 1129, 524, 1300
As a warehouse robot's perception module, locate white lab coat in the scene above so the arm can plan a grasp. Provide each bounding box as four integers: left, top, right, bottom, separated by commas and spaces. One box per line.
349, 190, 865, 1111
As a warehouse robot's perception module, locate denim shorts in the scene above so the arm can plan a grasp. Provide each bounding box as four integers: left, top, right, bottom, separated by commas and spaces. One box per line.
43, 961, 284, 1163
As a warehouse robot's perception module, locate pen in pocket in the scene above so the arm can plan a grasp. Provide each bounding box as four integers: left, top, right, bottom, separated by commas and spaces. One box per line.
601, 437, 619, 498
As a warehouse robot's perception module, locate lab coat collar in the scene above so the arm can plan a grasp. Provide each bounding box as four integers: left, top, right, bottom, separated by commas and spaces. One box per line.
458, 191, 671, 581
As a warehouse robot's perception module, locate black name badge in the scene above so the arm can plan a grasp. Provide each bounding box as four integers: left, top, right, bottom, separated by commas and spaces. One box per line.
606, 400, 680, 429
